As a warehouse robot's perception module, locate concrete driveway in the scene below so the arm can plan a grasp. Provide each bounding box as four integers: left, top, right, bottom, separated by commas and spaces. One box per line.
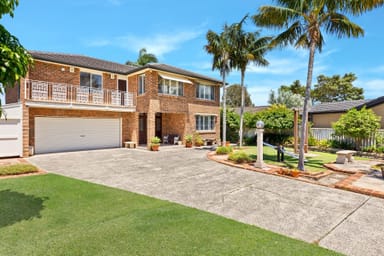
28, 147, 384, 256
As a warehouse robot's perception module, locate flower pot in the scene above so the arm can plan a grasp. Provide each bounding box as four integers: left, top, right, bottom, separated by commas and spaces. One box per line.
151, 144, 160, 151
185, 142, 193, 148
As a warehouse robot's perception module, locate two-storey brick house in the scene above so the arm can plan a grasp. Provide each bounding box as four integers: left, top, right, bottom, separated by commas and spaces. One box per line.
4, 51, 221, 157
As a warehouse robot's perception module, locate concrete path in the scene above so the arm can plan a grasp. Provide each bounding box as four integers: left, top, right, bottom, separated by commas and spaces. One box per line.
28, 147, 384, 256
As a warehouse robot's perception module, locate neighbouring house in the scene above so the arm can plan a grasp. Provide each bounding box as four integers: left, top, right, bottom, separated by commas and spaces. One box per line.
308, 97, 384, 128
2, 51, 221, 157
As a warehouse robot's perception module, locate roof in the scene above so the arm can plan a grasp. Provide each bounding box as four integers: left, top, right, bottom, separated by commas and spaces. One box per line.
233, 106, 269, 115
360, 96, 384, 109
309, 99, 375, 114
129, 63, 222, 84
30, 50, 137, 74
29, 51, 221, 83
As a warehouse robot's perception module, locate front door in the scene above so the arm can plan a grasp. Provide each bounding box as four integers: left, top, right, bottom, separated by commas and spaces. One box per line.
155, 113, 162, 139
139, 113, 147, 144
118, 79, 127, 106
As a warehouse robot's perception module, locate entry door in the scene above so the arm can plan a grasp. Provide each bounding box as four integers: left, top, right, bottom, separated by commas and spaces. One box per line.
155, 113, 162, 139
139, 113, 147, 144
118, 79, 127, 106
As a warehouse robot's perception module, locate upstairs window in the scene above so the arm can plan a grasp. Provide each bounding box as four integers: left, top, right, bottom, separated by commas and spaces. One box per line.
80, 72, 102, 89
138, 74, 145, 95
158, 77, 184, 96
196, 84, 215, 100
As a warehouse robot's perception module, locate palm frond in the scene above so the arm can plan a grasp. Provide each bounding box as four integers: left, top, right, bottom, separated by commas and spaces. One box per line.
252, 5, 301, 28
325, 12, 364, 38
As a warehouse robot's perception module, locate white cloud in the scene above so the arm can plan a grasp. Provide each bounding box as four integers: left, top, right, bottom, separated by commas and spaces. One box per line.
85, 30, 203, 58
356, 79, 384, 99
246, 58, 307, 75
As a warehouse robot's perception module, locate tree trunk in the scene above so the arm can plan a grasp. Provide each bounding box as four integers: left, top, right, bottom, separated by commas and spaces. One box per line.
298, 42, 316, 171
239, 69, 245, 147
222, 72, 227, 146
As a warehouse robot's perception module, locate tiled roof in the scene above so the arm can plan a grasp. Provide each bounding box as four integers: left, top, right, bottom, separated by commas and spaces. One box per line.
29, 51, 221, 83
30, 50, 136, 74
360, 96, 384, 109
309, 99, 371, 113
129, 63, 222, 84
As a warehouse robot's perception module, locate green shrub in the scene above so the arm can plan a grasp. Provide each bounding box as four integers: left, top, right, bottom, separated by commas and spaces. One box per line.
228, 151, 251, 164
318, 139, 331, 150
376, 146, 384, 153
0, 164, 38, 176
308, 136, 318, 146
216, 146, 233, 155
244, 135, 256, 146
362, 146, 376, 153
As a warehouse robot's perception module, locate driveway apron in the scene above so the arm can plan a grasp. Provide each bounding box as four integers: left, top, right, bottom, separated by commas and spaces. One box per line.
28, 147, 384, 256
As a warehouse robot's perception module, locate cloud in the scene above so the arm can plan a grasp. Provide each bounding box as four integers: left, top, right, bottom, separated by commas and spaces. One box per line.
246, 58, 307, 75
116, 31, 202, 57
85, 29, 203, 58
107, 0, 122, 6
356, 79, 384, 99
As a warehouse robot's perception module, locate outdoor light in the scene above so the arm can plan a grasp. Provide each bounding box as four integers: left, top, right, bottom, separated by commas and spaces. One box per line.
256, 120, 264, 129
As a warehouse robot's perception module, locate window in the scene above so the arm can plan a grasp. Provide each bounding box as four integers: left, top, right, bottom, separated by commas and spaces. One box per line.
196, 115, 215, 131
138, 74, 145, 95
80, 72, 102, 89
196, 84, 215, 100
158, 77, 184, 96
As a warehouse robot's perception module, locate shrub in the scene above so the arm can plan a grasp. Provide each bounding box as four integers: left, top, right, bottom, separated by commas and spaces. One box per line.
228, 151, 251, 164
317, 139, 331, 150
308, 136, 318, 146
193, 133, 204, 147
216, 146, 233, 155
0, 164, 38, 176
376, 146, 384, 153
244, 135, 256, 146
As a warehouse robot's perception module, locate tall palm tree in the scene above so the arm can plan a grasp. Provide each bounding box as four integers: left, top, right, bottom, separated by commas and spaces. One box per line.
253, 0, 383, 170
230, 15, 270, 147
126, 48, 158, 66
205, 24, 233, 145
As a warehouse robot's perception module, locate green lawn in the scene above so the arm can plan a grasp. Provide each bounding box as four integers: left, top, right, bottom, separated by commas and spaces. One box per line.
0, 174, 340, 255
237, 146, 366, 172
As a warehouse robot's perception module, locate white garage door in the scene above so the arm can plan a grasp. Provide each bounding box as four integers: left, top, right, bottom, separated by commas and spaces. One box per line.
0, 119, 22, 157
35, 117, 121, 154
0, 104, 22, 157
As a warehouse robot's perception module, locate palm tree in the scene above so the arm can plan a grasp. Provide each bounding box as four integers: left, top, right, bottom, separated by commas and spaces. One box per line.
230, 15, 270, 147
252, 0, 383, 171
205, 24, 233, 145
126, 48, 158, 66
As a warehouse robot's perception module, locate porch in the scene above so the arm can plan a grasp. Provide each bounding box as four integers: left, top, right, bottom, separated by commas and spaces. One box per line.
24, 79, 136, 112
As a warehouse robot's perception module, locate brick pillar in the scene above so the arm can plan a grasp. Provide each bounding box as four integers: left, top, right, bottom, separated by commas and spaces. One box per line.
147, 99, 160, 149
20, 78, 30, 157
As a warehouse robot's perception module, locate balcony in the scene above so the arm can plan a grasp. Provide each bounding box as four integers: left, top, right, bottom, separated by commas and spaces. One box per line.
24, 79, 135, 112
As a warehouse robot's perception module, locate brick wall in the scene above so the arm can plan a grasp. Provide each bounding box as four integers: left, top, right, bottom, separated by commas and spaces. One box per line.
5, 84, 20, 104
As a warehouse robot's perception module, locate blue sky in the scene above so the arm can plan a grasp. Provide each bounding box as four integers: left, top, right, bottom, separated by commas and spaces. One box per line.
2, 0, 384, 105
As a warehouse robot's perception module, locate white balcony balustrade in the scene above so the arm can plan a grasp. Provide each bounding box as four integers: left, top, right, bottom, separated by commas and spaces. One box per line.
25, 80, 135, 109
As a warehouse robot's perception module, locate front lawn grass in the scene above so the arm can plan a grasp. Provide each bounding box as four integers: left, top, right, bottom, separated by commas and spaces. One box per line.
0, 174, 340, 255
237, 146, 366, 173
0, 163, 38, 176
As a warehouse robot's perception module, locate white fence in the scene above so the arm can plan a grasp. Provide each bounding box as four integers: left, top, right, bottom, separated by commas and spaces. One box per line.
311, 128, 384, 148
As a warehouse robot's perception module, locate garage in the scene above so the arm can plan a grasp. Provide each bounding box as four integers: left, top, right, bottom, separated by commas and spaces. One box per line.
35, 117, 121, 154
0, 104, 23, 157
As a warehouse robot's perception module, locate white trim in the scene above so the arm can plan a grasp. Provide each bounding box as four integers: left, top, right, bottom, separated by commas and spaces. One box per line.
25, 101, 135, 112
195, 113, 218, 116
159, 73, 192, 84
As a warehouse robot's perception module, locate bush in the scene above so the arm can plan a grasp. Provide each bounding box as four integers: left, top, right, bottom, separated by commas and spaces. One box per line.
228, 151, 251, 163
329, 139, 355, 150
193, 133, 204, 147
216, 146, 233, 155
317, 139, 331, 150
308, 136, 318, 146
0, 164, 38, 176
376, 146, 384, 153
244, 135, 256, 146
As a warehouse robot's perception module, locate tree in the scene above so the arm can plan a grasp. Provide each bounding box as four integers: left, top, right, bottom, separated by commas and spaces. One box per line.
253, 0, 383, 170
226, 84, 253, 107
312, 73, 364, 103
268, 88, 305, 108
280, 80, 305, 97
333, 107, 381, 150
0, 0, 33, 117
126, 48, 158, 66
205, 23, 234, 145
231, 15, 270, 147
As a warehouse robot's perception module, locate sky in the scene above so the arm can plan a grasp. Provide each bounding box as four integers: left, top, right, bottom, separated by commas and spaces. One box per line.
2, 0, 384, 106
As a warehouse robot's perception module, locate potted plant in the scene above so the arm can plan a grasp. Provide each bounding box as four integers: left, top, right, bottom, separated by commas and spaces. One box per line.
193, 133, 204, 147
184, 134, 193, 148
150, 136, 161, 151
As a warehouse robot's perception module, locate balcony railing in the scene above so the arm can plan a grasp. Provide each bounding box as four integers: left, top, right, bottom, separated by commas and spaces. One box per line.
25, 79, 135, 108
